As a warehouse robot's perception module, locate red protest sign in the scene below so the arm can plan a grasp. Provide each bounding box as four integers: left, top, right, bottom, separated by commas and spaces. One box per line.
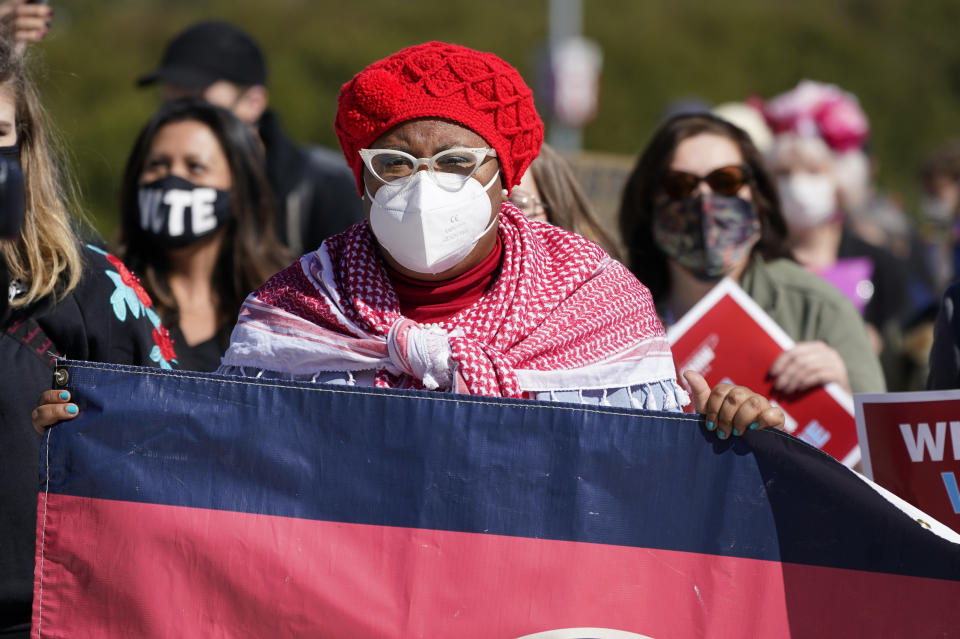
856, 391, 960, 532
667, 278, 858, 466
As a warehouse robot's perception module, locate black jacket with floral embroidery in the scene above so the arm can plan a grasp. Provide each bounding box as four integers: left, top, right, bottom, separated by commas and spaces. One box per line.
0, 243, 176, 636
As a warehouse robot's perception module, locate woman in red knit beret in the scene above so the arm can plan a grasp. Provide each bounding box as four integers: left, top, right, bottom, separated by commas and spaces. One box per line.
37, 42, 783, 440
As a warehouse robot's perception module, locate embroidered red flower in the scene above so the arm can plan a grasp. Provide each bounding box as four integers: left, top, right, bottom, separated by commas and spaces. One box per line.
105, 253, 153, 308
152, 325, 178, 362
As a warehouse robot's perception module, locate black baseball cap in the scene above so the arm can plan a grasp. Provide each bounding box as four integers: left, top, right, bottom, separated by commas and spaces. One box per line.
137, 21, 267, 89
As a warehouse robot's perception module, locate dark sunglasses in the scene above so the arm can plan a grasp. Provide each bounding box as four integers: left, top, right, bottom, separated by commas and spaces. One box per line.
661, 165, 752, 201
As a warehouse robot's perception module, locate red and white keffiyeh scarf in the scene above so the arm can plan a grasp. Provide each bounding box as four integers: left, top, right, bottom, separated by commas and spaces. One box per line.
222, 204, 677, 398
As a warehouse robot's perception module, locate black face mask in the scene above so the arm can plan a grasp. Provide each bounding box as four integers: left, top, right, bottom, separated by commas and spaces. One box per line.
137, 175, 232, 248
0, 145, 26, 240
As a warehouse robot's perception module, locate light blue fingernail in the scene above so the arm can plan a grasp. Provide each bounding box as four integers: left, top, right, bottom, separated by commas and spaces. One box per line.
66, 405, 78, 415
749, 422, 759, 430
732, 428, 741, 437
706, 421, 715, 431
59, 391, 69, 400
717, 430, 728, 440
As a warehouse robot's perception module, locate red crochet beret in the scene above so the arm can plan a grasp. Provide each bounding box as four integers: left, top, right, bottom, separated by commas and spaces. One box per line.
335, 41, 544, 195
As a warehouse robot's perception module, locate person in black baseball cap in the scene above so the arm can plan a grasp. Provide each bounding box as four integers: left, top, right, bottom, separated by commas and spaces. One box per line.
138, 20, 363, 255
138, 21, 266, 88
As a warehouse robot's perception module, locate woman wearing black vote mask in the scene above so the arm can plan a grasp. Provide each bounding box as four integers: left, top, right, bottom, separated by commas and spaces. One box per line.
619, 113, 885, 396
116, 98, 289, 371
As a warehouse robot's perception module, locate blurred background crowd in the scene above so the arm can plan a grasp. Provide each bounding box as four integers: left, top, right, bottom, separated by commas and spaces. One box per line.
7, 0, 960, 388
4, 2, 960, 633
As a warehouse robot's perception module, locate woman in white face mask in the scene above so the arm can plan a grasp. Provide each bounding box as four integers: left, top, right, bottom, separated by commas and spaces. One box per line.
763, 81, 913, 362
767, 132, 912, 359
35, 42, 786, 440
213, 42, 782, 438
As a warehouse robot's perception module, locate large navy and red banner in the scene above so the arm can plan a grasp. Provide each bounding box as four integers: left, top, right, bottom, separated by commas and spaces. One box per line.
33, 361, 960, 638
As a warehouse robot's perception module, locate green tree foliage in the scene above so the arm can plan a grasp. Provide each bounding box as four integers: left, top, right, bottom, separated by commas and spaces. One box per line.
30, 0, 960, 236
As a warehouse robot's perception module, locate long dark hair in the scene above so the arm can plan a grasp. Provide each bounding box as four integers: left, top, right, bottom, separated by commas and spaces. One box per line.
618, 113, 791, 303
117, 98, 289, 328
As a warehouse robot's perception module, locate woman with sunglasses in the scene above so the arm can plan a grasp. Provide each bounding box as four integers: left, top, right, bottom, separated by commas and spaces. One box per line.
619, 113, 885, 395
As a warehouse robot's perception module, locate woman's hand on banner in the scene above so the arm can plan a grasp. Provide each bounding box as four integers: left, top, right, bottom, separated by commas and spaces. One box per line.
683, 370, 784, 440
32, 389, 79, 434
768, 341, 851, 395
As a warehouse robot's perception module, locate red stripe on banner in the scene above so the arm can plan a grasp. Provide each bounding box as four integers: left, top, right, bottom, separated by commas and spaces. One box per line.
33, 494, 959, 638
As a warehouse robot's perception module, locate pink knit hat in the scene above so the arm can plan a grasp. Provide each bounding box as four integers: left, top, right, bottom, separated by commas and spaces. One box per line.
335, 41, 544, 195
761, 80, 870, 153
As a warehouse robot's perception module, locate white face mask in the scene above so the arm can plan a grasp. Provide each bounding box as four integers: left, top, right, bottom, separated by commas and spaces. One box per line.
366, 170, 500, 275
777, 173, 838, 230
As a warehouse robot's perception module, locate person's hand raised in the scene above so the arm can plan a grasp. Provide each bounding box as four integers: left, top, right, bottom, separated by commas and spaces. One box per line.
0, 0, 53, 53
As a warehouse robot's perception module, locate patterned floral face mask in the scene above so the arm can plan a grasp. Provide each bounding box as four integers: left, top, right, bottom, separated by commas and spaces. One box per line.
653, 194, 761, 280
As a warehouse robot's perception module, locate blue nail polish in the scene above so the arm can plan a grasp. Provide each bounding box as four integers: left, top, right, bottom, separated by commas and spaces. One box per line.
706, 421, 715, 431
749, 422, 759, 430
59, 391, 69, 400
732, 429, 741, 437
717, 430, 728, 440
66, 405, 78, 415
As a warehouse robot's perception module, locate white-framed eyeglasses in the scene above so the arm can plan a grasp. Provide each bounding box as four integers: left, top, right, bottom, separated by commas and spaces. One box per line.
359, 147, 498, 190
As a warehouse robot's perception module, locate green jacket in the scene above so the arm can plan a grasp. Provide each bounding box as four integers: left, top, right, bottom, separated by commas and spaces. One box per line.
739, 257, 886, 393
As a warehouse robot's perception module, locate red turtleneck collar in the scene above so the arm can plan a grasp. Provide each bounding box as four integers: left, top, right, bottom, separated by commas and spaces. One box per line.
385, 237, 503, 324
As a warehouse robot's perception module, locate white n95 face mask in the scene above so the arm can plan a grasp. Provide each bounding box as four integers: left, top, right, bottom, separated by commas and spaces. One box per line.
777, 173, 838, 230
366, 170, 500, 275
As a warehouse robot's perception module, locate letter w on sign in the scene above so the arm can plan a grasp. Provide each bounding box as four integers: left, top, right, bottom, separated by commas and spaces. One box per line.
858, 391, 960, 534
34, 362, 960, 638
899, 422, 958, 462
